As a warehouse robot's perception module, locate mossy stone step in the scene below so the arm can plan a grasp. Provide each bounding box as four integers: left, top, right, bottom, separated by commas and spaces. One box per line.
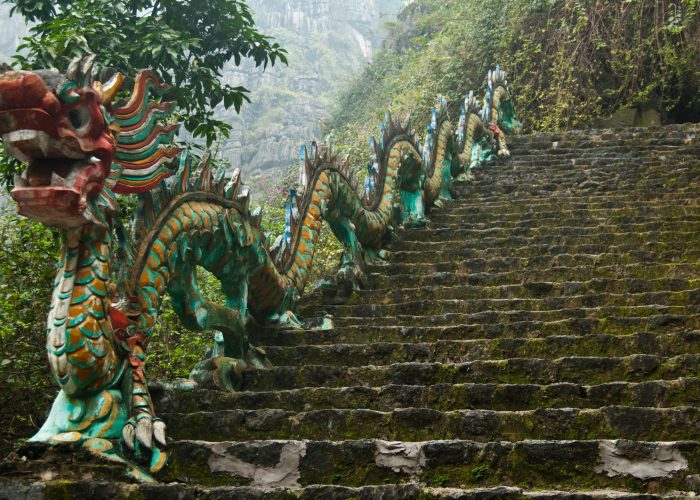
368, 251, 700, 271
348, 279, 694, 304
368, 263, 700, 288
306, 292, 700, 320
162, 406, 700, 442
508, 145, 690, 156
398, 223, 700, 240
262, 332, 700, 367
441, 197, 700, 214
509, 138, 699, 153
159, 438, 700, 492
0, 480, 679, 499
388, 242, 694, 261
334, 306, 700, 329
6, 438, 700, 494
238, 354, 700, 391
153, 379, 700, 414
252, 320, 699, 348
428, 214, 700, 227
397, 228, 698, 245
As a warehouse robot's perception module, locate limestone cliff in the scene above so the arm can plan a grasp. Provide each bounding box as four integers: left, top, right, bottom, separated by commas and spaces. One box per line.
217, 0, 404, 175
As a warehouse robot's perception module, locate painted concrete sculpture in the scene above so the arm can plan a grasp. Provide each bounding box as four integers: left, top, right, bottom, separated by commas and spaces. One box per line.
0, 57, 517, 474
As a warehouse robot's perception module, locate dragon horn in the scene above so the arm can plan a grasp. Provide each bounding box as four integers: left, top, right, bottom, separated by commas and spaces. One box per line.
178, 152, 193, 194
195, 151, 213, 192
237, 185, 250, 212
99, 72, 125, 106
225, 169, 241, 200
250, 206, 263, 229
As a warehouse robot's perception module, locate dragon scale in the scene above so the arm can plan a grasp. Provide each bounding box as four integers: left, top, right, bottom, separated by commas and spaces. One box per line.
0, 59, 518, 474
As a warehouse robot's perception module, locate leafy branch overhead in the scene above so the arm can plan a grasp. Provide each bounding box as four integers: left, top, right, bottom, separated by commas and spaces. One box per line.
7, 0, 288, 146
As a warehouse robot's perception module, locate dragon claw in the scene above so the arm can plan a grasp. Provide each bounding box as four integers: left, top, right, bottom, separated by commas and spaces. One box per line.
122, 415, 168, 473
122, 421, 136, 451
135, 415, 154, 450
153, 419, 167, 448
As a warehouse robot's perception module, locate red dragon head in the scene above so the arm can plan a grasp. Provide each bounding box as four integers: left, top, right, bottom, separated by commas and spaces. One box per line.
0, 57, 181, 228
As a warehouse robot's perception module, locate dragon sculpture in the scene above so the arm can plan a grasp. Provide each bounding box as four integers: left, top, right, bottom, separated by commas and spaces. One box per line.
0, 57, 517, 475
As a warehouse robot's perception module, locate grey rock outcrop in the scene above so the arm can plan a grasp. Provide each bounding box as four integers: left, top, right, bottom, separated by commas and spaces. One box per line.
217, 0, 405, 175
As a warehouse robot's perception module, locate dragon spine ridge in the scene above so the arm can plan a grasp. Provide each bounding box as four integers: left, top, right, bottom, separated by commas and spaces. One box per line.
0, 58, 519, 475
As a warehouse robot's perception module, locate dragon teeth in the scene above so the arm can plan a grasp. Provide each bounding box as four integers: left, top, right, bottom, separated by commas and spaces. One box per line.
51, 173, 67, 186
13, 174, 27, 187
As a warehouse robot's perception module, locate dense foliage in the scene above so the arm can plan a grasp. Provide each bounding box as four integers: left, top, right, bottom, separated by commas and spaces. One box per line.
0, 214, 57, 455
326, 0, 699, 167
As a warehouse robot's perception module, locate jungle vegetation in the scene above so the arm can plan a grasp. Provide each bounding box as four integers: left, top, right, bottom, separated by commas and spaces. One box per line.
0, 0, 698, 455
325, 0, 699, 170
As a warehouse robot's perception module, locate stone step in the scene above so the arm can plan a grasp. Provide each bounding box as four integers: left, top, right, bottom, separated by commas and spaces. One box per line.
509, 129, 700, 144
484, 153, 698, 166
334, 306, 700, 329
253, 318, 699, 347
402, 220, 700, 238
262, 332, 700, 367
239, 354, 700, 391
162, 406, 700, 442
371, 250, 700, 270
482, 160, 693, 174
386, 247, 699, 266
505, 151, 698, 164
508, 125, 699, 144
507, 145, 694, 157
427, 213, 700, 227
368, 263, 700, 289
160, 438, 700, 492
505, 155, 698, 167
305, 292, 700, 320
461, 189, 699, 204
346, 278, 694, 303
1, 480, 671, 500
439, 197, 699, 215
457, 175, 699, 192
465, 162, 699, 176
153, 378, 700, 414
399, 220, 700, 238
508, 141, 698, 152
506, 151, 699, 163
476, 158, 697, 173
448, 191, 699, 207
397, 228, 698, 245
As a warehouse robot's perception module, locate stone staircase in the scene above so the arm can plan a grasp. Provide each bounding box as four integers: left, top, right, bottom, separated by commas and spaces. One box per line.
2, 123, 699, 498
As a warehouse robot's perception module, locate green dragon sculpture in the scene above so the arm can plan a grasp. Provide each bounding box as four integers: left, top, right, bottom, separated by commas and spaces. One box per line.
0, 57, 517, 475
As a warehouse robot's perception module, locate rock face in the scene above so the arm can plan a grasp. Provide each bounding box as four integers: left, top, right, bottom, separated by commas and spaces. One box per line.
2, 123, 699, 497
217, 0, 405, 175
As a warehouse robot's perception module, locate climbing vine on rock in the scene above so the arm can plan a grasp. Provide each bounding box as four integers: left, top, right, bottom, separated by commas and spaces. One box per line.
327, 0, 699, 154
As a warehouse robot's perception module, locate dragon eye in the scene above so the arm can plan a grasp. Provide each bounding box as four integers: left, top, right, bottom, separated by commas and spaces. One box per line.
69, 107, 91, 130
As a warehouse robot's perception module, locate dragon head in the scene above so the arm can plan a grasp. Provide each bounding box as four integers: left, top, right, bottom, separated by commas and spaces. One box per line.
0, 57, 180, 228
